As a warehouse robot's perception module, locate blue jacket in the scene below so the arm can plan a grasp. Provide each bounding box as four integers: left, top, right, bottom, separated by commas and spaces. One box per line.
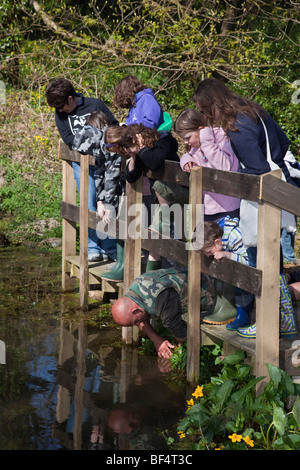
125, 88, 164, 129
228, 112, 291, 183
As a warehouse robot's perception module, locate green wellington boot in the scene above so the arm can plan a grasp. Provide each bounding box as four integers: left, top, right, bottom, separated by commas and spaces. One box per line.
101, 240, 124, 281
145, 259, 162, 272
202, 295, 237, 324
149, 204, 173, 238
202, 280, 237, 325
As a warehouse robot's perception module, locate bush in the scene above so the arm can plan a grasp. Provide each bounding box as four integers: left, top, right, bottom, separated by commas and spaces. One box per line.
169, 350, 300, 450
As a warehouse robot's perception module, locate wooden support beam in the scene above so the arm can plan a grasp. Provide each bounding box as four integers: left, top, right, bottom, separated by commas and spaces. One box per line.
79, 154, 89, 309
61, 143, 77, 292
122, 177, 143, 345
187, 166, 203, 386
255, 172, 281, 394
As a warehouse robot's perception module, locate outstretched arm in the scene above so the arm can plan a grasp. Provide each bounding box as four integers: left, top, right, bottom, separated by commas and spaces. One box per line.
139, 320, 174, 358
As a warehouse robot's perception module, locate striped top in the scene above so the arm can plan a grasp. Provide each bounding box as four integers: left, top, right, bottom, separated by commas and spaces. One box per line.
221, 216, 249, 265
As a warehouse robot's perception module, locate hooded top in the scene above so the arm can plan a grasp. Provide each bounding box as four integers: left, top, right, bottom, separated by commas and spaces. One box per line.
55, 93, 118, 148
180, 127, 240, 215
125, 88, 164, 129
72, 124, 122, 208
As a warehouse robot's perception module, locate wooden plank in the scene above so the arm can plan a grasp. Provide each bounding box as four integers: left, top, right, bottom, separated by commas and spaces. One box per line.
61, 201, 127, 239
79, 154, 89, 309
65, 256, 118, 293
144, 165, 261, 201
61, 153, 77, 292
187, 166, 203, 386
60, 140, 96, 165
201, 324, 256, 357
122, 177, 143, 345
201, 255, 262, 296
61, 201, 262, 296
260, 172, 300, 217
201, 168, 261, 201
255, 173, 281, 394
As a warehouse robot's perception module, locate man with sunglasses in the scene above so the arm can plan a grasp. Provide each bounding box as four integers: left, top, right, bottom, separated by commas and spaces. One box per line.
46, 78, 119, 261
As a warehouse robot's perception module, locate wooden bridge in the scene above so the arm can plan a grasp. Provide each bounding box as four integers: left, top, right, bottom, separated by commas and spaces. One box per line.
60, 141, 300, 393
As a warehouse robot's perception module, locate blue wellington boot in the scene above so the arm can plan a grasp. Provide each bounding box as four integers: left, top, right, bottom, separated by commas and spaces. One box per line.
226, 304, 252, 331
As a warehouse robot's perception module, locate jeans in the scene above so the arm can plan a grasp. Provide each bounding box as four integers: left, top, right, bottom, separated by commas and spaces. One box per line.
72, 162, 116, 256
281, 229, 296, 262
247, 246, 283, 273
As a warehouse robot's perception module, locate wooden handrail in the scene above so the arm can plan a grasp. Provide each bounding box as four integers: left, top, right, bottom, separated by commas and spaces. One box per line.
60, 140, 300, 391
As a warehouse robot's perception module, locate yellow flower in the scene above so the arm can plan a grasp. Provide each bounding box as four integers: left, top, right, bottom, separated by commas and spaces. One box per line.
243, 435, 254, 447
186, 398, 194, 409
192, 385, 204, 398
228, 433, 242, 443
177, 431, 185, 439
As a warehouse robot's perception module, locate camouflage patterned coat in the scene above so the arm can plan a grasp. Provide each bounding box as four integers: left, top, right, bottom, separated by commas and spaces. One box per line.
124, 268, 214, 321
72, 124, 122, 209
125, 268, 189, 316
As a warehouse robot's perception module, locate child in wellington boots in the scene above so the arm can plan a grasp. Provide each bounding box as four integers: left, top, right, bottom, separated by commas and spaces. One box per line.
193, 218, 253, 327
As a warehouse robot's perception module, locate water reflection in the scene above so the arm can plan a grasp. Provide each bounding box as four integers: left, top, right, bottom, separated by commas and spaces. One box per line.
54, 320, 185, 450
0, 248, 185, 450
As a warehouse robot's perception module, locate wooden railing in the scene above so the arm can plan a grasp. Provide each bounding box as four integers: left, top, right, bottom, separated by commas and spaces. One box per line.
60, 141, 300, 393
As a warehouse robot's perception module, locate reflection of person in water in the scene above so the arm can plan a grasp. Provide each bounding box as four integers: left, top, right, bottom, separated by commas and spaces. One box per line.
89, 423, 112, 450
106, 361, 186, 450
107, 403, 156, 450
108, 403, 144, 435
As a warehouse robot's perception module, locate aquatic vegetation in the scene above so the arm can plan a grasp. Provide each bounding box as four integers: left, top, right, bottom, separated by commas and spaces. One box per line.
169, 350, 300, 450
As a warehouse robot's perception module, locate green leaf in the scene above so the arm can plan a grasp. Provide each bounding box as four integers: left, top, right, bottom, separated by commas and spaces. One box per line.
266, 363, 282, 387
215, 380, 234, 409
221, 350, 245, 366
292, 395, 300, 428
273, 434, 300, 450
273, 404, 287, 436
231, 377, 264, 403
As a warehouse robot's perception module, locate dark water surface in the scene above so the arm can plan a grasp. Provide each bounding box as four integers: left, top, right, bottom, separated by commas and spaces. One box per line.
0, 247, 186, 451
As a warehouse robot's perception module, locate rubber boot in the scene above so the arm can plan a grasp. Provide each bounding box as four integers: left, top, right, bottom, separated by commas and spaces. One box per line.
237, 275, 298, 339
202, 280, 236, 324
145, 259, 162, 272
101, 240, 124, 281
202, 295, 237, 324
226, 304, 252, 331
149, 204, 172, 239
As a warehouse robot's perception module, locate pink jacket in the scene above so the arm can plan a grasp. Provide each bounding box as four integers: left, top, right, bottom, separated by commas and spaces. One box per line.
180, 127, 240, 215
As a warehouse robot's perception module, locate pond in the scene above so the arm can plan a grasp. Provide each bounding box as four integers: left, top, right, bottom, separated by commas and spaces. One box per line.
0, 246, 186, 451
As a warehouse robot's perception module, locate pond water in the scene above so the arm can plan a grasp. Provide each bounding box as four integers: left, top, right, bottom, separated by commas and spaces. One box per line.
0, 247, 186, 451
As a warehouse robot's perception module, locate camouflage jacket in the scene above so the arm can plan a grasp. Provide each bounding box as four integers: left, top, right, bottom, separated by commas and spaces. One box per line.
125, 267, 216, 328
125, 268, 189, 316
72, 124, 122, 208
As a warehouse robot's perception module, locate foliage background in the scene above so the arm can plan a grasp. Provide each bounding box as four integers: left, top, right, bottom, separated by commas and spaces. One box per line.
0, 0, 299, 243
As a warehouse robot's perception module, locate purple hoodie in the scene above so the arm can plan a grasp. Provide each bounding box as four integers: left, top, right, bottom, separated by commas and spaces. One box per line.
125, 88, 164, 129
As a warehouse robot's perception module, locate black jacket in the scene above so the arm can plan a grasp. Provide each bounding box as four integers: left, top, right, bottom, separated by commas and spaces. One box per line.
125, 131, 179, 183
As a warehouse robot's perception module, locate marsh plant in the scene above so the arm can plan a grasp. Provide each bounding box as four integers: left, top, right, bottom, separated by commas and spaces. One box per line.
169, 350, 300, 450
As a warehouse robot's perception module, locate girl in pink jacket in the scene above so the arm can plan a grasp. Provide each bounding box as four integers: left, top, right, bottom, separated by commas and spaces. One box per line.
174, 108, 240, 224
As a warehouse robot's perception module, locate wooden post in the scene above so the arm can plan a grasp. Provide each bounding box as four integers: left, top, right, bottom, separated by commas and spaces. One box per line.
122, 176, 143, 345
61, 141, 77, 292
256, 171, 281, 394
187, 166, 203, 386
79, 154, 89, 309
